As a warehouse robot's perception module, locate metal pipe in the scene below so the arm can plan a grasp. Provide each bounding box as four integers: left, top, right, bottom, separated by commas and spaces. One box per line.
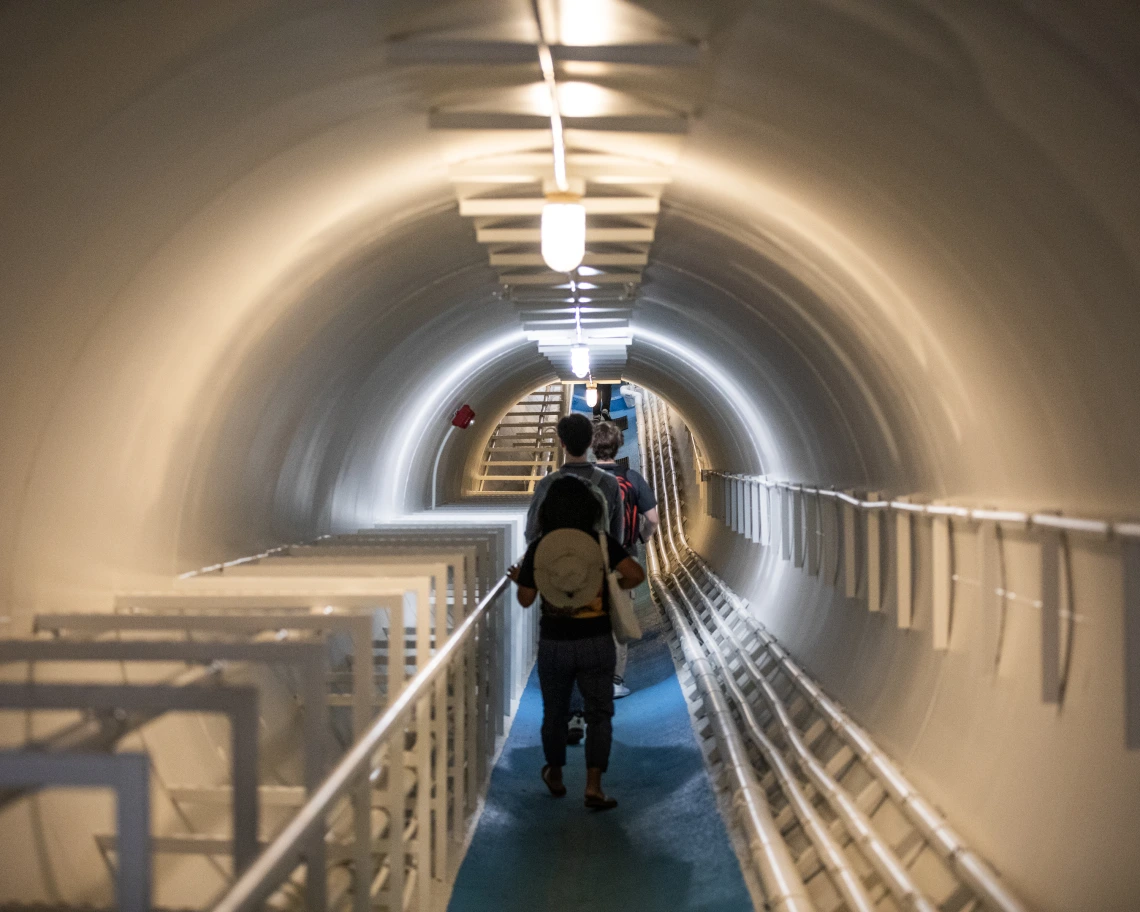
664, 576, 877, 912
212, 575, 510, 912
651, 581, 815, 912
690, 558, 1027, 912
670, 562, 936, 912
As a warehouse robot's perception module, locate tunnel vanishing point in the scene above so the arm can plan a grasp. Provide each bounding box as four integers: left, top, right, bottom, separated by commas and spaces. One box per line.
1, 3, 1139, 912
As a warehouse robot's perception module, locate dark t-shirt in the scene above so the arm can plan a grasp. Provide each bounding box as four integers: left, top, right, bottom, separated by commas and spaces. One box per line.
597, 463, 657, 511
517, 532, 631, 640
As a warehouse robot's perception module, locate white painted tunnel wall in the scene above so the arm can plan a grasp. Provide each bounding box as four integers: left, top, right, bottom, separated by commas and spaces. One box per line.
0, 1, 1138, 909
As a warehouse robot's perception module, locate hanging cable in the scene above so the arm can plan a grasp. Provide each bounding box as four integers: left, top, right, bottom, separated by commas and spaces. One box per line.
531, 0, 568, 192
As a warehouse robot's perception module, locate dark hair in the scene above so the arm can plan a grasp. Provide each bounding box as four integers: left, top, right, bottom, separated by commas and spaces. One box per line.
591, 421, 623, 460
539, 475, 603, 535
557, 412, 594, 457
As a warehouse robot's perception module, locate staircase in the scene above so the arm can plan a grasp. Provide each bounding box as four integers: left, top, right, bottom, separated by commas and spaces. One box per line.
472, 384, 568, 495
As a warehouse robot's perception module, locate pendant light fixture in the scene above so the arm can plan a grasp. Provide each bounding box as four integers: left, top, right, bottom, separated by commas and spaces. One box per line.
571, 343, 591, 378
585, 381, 599, 408
541, 193, 586, 273
570, 297, 590, 378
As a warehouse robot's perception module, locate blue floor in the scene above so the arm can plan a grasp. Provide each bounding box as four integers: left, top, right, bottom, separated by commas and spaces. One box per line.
569, 384, 643, 475
448, 631, 752, 912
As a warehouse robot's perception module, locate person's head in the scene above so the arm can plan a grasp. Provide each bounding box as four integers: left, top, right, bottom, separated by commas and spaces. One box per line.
539, 475, 603, 535
556, 412, 594, 458
591, 421, 623, 461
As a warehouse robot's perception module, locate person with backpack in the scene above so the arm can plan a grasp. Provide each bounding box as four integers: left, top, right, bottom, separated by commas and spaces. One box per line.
591, 420, 659, 698
524, 412, 623, 546
508, 476, 645, 810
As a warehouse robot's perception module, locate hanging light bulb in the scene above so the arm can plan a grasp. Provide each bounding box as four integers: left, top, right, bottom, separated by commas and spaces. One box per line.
585, 381, 598, 408
570, 343, 590, 378
541, 193, 586, 273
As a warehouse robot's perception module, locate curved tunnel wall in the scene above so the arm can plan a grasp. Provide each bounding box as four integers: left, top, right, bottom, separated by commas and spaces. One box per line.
0, 1, 1138, 909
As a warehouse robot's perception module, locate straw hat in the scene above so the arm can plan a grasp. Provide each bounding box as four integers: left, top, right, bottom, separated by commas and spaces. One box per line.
533, 528, 605, 609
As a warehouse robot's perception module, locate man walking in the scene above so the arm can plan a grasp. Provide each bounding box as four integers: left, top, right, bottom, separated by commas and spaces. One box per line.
525, 412, 623, 546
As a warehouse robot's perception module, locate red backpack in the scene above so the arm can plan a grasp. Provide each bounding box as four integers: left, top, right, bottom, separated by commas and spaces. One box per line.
612, 466, 640, 550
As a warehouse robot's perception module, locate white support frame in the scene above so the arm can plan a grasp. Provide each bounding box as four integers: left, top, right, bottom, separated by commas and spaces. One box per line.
0, 751, 151, 912
843, 499, 858, 599
0, 638, 331, 908
866, 494, 882, 611
931, 516, 952, 649
0, 683, 258, 872
1125, 541, 1140, 749
806, 492, 821, 576
36, 607, 390, 912
896, 511, 914, 629
1040, 532, 1062, 704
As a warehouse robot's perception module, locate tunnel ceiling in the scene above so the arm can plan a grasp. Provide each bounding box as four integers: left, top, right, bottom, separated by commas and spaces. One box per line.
0, 0, 1138, 598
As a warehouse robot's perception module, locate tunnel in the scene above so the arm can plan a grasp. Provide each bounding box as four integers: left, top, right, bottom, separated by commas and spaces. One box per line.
1, 2, 1139, 911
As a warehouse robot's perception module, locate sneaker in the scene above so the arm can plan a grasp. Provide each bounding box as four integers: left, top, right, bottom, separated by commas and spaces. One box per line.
613, 676, 631, 699
567, 713, 585, 745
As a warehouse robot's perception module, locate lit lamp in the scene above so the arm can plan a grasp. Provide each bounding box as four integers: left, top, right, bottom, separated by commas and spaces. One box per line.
570, 343, 590, 378
541, 193, 586, 273
585, 381, 598, 408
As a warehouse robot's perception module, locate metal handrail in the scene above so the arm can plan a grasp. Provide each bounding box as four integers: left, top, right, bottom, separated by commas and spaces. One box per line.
705, 469, 1137, 541
212, 574, 511, 912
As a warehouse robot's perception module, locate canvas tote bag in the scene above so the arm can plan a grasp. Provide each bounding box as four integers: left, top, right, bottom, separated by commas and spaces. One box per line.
599, 533, 642, 644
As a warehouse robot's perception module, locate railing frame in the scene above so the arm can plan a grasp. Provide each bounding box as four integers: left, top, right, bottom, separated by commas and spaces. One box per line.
212, 574, 511, 912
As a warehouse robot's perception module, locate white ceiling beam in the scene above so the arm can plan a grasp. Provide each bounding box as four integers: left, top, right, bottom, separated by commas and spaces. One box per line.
477, 227, 655, 243
535, 329, 633, 341
523, 319, 630, 331
461, 197, 658, 216
489, 252, 648, 267
387, 40, 700, 67
518, 307, 634, 316
450, 172, 670, 186
430, 112, 688, 134
499, 272, 642, 286
450, 153, 671, 179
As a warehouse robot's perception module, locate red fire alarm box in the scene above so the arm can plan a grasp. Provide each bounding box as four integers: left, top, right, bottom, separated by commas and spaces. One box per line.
452, 404, 475, 429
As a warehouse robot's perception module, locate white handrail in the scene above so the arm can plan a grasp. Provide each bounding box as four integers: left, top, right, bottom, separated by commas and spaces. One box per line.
212, 574, 510, 912
706, 470, 1131, 541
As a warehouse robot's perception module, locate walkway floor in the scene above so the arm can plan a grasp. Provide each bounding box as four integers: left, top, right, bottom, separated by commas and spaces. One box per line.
448, 628, 752, 911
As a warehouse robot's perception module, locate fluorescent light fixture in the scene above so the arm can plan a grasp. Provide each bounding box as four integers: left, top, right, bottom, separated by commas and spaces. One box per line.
541, 197, 586, 273
571, 343, 591, 378
585, 382, 599, 408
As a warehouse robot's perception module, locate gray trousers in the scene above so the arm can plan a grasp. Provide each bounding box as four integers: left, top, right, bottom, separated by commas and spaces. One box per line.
537, 634, 616, 771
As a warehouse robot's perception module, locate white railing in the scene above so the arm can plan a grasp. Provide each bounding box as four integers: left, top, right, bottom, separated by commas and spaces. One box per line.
703, 469, 1140, 540
213, 573, 511, 912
